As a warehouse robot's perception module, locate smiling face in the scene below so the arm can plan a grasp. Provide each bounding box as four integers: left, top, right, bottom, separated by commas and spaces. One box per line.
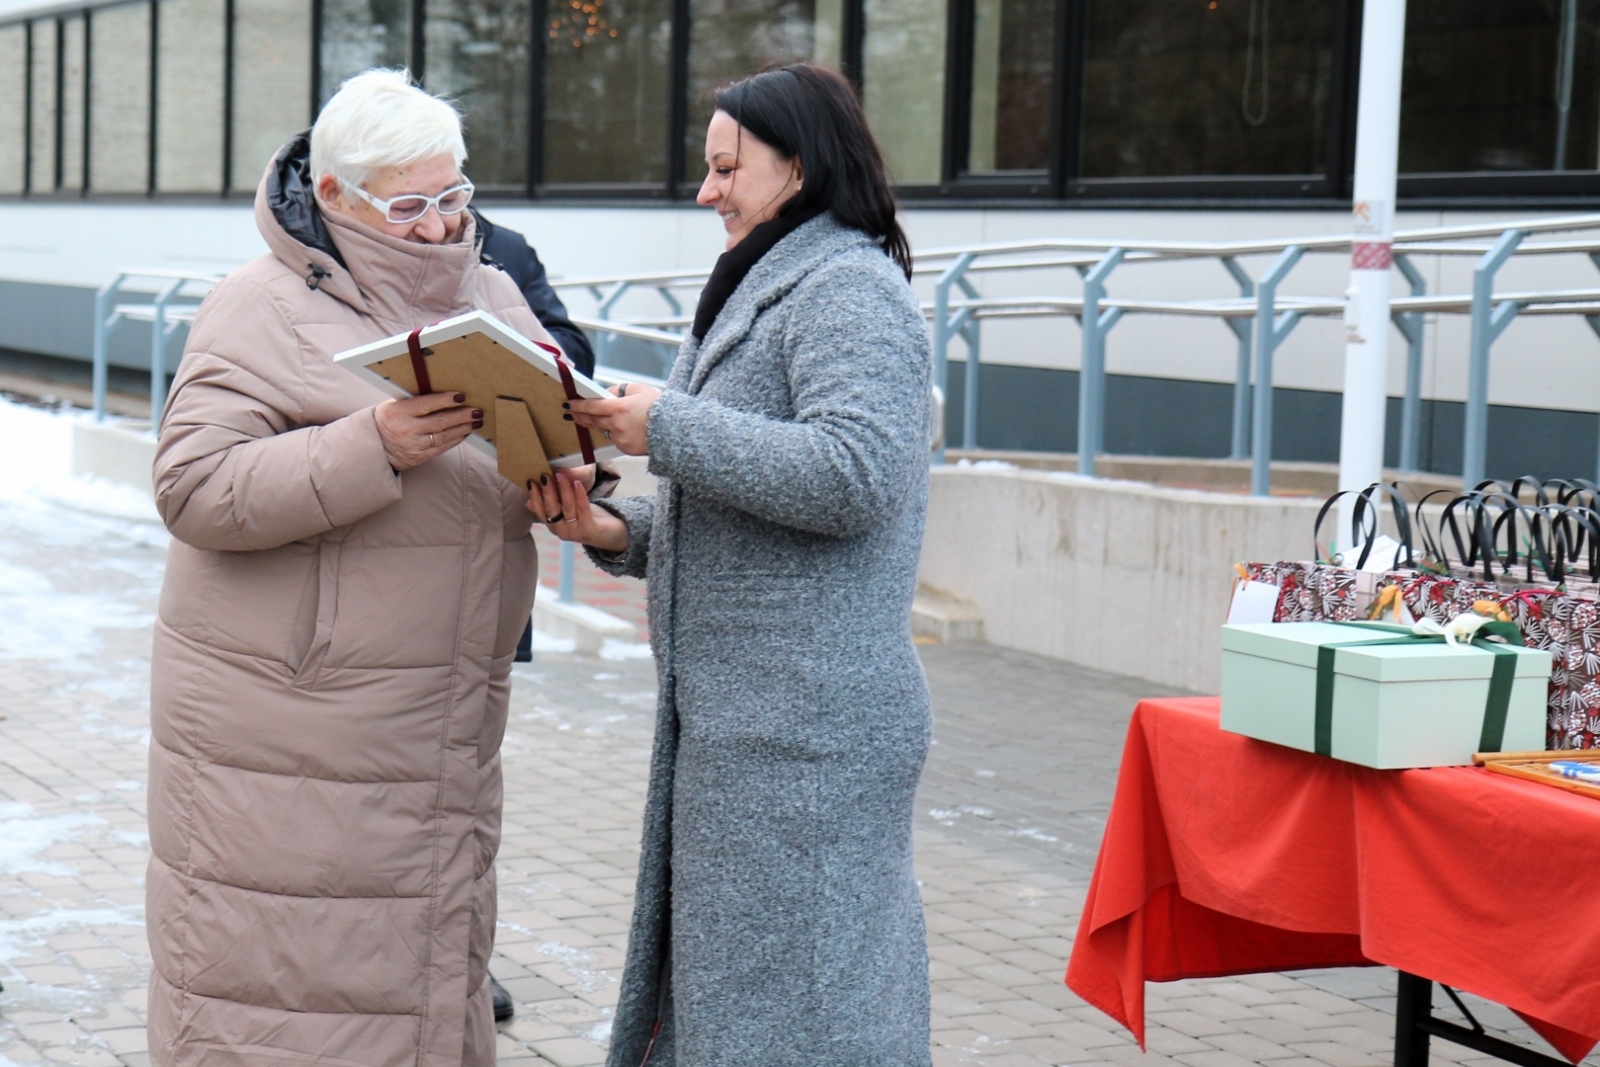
317, 154, 468, 245
696, 110, 803, 250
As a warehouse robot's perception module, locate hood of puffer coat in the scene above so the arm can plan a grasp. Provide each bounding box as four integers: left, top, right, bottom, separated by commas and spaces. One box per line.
254, 132, 487, 328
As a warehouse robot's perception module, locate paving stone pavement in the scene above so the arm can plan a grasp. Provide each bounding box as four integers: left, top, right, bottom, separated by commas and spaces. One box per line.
0, 489, 1591, 1067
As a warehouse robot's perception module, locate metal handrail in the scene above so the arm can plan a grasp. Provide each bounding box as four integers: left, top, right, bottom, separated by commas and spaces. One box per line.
92, 268, 222, 427
553, 211, 1600, 491
95, 213, 1600, 494
908, 211, 1600, 263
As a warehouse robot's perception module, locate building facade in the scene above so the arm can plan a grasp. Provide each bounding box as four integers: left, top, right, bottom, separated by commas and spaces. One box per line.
6, 0, 1600, 205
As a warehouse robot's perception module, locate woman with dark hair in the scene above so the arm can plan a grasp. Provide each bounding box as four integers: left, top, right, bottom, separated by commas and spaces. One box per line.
530, 63, 933, 1067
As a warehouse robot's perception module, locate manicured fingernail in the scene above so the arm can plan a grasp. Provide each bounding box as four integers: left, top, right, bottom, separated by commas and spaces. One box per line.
561, 402, 570, 410
472, 419, 483, 429
454, 393, 466, 403
471, 409, 483, 419
540, 475, 549, 486
562, 414, 573, 421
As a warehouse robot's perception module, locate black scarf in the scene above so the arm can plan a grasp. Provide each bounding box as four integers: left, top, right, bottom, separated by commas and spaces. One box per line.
692, 203, 827, 340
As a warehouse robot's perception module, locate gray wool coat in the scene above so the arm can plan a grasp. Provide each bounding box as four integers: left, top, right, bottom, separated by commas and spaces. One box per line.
589, 213, 934, 1067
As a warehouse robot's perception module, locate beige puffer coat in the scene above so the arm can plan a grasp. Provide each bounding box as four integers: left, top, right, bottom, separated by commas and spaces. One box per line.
147, 138, 553, 1066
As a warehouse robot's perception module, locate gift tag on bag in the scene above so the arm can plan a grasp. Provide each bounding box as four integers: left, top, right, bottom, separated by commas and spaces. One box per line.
1227, 580, 1281, 624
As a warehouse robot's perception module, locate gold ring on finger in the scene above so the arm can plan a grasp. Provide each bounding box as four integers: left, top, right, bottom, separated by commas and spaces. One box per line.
428, 432, 435, 446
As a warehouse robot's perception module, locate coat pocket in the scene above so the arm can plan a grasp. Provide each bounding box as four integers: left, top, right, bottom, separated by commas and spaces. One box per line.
289, 540, 342, 689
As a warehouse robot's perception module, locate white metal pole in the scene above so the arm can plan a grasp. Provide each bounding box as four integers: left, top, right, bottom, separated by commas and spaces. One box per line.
1336, 0, 1407, 550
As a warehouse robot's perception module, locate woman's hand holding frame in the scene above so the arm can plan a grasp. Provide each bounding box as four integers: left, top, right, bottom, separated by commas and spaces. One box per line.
527, 466, 630, 554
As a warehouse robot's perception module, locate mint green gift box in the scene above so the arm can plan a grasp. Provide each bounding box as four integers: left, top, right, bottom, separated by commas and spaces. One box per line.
1220, 622, 1551, 769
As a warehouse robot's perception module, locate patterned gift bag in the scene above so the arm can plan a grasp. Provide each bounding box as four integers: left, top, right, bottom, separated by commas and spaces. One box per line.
1551, 591, 1600, 749
1238, 561, 1369, 622
1390, 576, 1593, 750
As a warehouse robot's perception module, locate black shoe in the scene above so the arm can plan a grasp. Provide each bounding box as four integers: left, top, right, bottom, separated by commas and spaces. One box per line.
491, 974, 514, 1022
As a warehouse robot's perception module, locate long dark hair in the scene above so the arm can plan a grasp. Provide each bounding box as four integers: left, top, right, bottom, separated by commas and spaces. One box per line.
714, 64, 913, 279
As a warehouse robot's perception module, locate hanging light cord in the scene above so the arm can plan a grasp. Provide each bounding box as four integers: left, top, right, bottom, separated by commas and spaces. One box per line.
1242, 0, 1269, 127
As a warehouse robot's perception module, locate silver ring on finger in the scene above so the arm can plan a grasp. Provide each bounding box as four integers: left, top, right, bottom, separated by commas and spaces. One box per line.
603, 429, 611, 440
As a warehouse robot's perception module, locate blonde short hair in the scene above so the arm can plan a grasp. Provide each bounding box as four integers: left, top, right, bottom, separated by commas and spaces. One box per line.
310, 69, 467, 186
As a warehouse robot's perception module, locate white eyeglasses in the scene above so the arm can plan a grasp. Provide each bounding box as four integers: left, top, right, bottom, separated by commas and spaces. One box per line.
339, 177, 476, 224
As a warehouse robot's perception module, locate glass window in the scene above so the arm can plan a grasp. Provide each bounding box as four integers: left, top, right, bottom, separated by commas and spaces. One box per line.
967, 0, 1052, 173
320, 0, 412, 106
1081, 0, 1337, 178
542, 0, 672, 185
61, 15, 86, 192
232, 0, 312, 191
862, 0, 946, 184
29, 20, 56, 193
1401, 0, 1600, 174
425, 0, 530, 190
155, 0, 225, 193
681, 0, 839, 181
89, 2, 152, 194
0, 25, 25, 194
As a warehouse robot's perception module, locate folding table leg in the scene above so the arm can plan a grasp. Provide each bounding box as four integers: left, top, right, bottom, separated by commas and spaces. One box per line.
1393, 971, 1570, 1067
1394, 971, 1433, 1067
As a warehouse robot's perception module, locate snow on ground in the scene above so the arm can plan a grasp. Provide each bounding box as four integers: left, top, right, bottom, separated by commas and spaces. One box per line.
0, 400, 168, 670
0, 399, 163, 525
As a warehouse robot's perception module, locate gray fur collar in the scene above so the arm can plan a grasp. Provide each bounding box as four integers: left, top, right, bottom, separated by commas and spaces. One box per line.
684, 214, 876, 393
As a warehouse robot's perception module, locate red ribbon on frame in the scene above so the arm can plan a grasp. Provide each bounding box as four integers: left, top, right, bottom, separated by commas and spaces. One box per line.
532, 340, 596, 466
405, 327, 435, 396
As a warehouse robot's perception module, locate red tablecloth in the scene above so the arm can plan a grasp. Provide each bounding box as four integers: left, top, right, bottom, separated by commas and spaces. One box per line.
1066, 697, 1600, 1065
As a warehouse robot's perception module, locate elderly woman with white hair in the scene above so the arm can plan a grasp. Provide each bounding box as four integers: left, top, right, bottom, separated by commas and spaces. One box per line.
146, 70, 561, 1065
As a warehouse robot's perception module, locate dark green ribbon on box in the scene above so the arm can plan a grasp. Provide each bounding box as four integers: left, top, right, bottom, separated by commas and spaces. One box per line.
1312, 620, 1523, 758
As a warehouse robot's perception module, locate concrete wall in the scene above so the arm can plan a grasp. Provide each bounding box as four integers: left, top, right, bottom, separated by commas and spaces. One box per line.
918, 465, 1323, 694
941, 363, 1600, 482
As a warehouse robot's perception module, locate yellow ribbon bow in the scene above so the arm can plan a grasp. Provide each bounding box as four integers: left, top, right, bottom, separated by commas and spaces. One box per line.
1366, 584, 1406, 623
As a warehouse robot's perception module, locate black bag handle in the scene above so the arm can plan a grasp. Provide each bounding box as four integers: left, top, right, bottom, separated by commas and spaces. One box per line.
1412, 488, 1456, 569
1312, 482, 1415, 571
1506, 474, 1552, 509
1474, 489, 1526, 577
1357, 482, 1416, 571
1492, 502, 1560, 585
1548, 502, 1600, 584
1545, 482, 1600, 579
1441, 491, 1495, 581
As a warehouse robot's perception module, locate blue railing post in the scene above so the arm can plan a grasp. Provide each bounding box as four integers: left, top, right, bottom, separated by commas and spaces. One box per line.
1249, 245, 1306, 497
558, 540, 576, 604
1462, 229, 1526, 487
149, 278, 182, 431
1587, 313, 1600, 479
1588, 314, 1600, 484
932, 252, 976, 462
1220, 257, 1255, 460
961, 315, 982, 450
91, 275, 120, 423
656, 287, 682, 375
1077, 247, 1127, 478
1391, 252, 1428, 472
592, 280, 632, 367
